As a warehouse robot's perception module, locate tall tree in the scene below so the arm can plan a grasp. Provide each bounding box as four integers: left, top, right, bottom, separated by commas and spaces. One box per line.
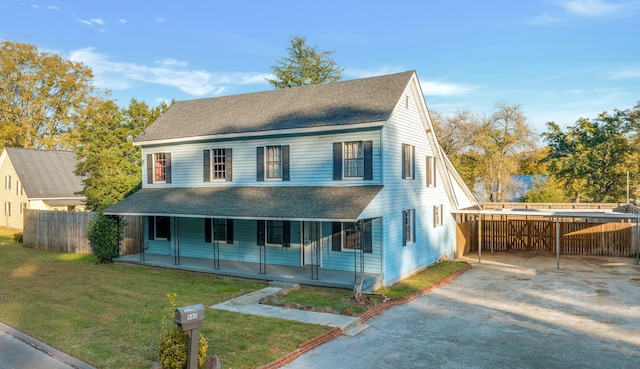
267, 36, 343, 88
543, 107, 636, 202
472, 103, 537, 202
75, 98, 170, 210
0, 40, 96, 150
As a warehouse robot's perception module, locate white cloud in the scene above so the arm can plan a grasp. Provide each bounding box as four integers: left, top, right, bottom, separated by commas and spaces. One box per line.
421, 81, 476, 96
67, 48, 270, 97
47, 6, 59, 10
529, 0, 640, 23
90, 18, 105, 25
562, 0, 627, 16
609, 65, 640, 79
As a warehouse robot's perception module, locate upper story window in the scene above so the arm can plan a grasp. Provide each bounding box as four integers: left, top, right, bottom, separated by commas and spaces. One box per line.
147, 153, 171, 184
344, 142, 364, 178
426, 156, 436, 187
16, 180, 22, 196
333, 141, 373, 180
203, 148, 232, 182
5, 175, 10, 190
402, 144, 415, 179
266, 146, 282, 179
257, 145, 289, 181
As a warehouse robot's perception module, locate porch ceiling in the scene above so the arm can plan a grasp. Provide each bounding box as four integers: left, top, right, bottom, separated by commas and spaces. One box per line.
104, 185, 383, 222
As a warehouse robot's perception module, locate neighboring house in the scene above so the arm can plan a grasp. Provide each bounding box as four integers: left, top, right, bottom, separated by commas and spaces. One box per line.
0, 147, 86, 230
105, 71, 479, 287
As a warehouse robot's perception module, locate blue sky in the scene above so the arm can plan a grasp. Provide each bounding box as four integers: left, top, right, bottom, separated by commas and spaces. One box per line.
1, 0, 639, 134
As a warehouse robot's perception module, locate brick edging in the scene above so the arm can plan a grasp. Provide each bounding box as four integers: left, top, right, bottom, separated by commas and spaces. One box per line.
258, 263, 472, 369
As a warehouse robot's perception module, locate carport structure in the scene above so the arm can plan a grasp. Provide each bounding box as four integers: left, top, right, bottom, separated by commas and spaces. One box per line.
454, 207, 640, 267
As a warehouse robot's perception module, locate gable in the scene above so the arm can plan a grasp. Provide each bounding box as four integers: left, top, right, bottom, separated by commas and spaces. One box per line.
135, 71, 416, 144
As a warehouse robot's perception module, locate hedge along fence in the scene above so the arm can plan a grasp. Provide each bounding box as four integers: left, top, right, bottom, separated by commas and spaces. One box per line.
22, 209, 142, 256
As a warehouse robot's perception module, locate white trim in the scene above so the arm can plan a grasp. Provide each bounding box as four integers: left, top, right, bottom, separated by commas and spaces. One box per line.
133, 121, 386, 146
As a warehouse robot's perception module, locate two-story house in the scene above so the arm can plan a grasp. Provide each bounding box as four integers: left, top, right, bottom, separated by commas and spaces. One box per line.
0, 147, 86, 230
105, 71, 479, 288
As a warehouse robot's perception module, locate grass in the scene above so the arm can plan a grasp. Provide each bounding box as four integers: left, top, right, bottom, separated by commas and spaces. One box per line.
278, 261, 469, 314
0, 229, 330, 369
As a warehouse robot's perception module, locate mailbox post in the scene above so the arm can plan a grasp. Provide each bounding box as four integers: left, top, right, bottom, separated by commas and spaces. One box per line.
175, 304, 205, 369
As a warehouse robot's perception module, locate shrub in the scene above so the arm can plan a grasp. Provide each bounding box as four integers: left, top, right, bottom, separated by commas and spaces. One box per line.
87, 211, 126, 263
158, 293, 208, 369
13, 232, 23, 243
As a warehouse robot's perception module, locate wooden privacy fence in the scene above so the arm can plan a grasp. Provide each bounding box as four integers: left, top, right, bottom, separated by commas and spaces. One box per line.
459, 218, 636, 257
22, 209, 142, 256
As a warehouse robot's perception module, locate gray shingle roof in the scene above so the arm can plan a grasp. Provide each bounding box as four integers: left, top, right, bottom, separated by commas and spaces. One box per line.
4, 147, 85, 200
104, 185, 384, 221
135, 71, 415, 143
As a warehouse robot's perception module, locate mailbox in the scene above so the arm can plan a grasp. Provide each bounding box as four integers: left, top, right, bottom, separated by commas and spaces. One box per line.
174, 304, 205, 331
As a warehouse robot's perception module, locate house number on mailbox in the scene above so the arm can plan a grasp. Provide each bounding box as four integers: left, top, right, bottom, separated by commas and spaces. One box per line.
187, 312, 199, 320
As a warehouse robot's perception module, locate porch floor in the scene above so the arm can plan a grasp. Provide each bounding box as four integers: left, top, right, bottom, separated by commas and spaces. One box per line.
115, 253, 382, 291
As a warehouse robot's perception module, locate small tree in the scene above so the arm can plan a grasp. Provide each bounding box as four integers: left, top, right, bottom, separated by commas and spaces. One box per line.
87, 211, 126, 263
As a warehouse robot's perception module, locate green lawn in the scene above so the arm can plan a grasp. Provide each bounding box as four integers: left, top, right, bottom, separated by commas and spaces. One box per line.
0, 230, 330, 369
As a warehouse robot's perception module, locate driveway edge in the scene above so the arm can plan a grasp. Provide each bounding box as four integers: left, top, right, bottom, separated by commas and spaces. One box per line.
0, 321, 97, 369
258, 262, 473, 369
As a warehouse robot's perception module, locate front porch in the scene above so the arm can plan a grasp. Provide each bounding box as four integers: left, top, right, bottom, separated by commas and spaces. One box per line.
115, 253, 383, 291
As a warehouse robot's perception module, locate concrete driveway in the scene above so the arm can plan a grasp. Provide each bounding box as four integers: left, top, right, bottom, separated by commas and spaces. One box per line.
283, 252, 640, 369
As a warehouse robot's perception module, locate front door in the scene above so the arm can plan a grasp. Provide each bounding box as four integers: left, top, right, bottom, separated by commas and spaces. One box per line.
302, 221, 321, 266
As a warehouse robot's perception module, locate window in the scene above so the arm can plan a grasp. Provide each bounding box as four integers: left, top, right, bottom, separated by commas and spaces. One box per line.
344, 142, 364, 177
5, 175, 10, 190
257, 146, 289, 181
434, 205, 444, 227
402, 144, 415, 179
213, 218, 227, 241
205, 218, 234, 244
20, 202, 27, 214
16, 180, 22, 196
426, 156, 436, 187
212, 149, 226, 180
147, 153, 171, 184
402, 209, 415, 246
148, 216, 171, 240
267, 220, 283, 245
266, 146, 282, 179
4, 202, 10, 216
342, 222, 361, 250
331, 220, 373, 253
333, 141, 373, 180
203, 149, 232, 182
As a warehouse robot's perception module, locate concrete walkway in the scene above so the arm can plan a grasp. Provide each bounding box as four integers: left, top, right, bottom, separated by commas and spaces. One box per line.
280, 252, 640, 369
210, 283, 360, 330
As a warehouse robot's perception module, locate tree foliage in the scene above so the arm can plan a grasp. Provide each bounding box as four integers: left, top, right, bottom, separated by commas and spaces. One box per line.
520, 176, 569, 202
543, 103, 639, 202
75, 98, 170, 210
267, 36, 343, 88
87, 212, 126, 263
0, 40, 96, 150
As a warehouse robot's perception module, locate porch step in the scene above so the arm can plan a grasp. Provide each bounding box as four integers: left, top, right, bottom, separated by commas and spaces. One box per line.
269, 281, 300, 290
343, 323, 370, 337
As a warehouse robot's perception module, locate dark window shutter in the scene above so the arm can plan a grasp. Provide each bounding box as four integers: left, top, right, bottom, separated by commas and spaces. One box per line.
362, 219, 373, 253
204, 218, 212, 243
165, 153, 172, 183
282, 221, 291, 247
364, 141, 373, 180
333, 142, 342, 180
411, 145, 416, 180
225, 148, 233, 182
203, 150, 210, 182
402, 211, 407, 246
148, 216, 155, 240
401, 145, 407, 179
332, 222, 342, 251
226, 219, 234, 244
257, 220, 266, 246
147, 154, 153, 184
412, 210, 416, 243
282, 145, 290, 181
257, 147, 264, 181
